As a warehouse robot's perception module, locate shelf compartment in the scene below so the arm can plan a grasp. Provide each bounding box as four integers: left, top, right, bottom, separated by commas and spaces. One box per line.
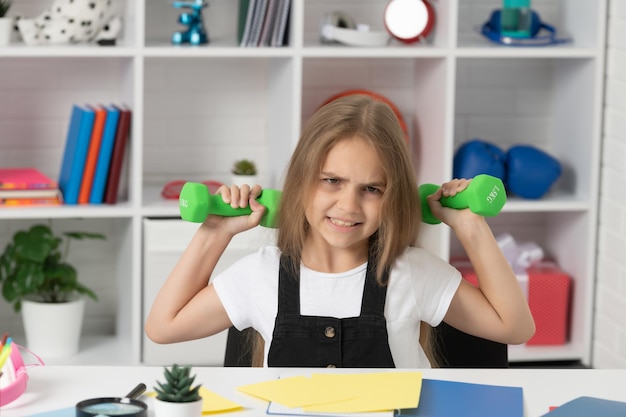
450, 211, 595, 364
454, 57, 600, 203
457, 0, 605, 50
145, 0, 245, 49
143, 56, 296, 194
0, 217, 137, 364
302, 0, 452, 49
302, 56, 452, 183
0, 56, 136, 206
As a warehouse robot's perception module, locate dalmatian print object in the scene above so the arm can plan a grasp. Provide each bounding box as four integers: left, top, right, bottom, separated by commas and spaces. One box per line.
16, 0, 122, 45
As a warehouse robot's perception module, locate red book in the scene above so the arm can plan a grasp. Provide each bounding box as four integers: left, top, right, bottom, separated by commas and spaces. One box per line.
104, 105, 131, 204
78, 106, 107, 204
0, 167, 58, 190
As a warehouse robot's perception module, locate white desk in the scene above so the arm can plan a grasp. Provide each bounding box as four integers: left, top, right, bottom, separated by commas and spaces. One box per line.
2, 366, 625, 417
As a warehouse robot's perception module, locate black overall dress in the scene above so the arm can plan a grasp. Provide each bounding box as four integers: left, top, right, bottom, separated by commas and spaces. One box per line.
267, 254, 396, 368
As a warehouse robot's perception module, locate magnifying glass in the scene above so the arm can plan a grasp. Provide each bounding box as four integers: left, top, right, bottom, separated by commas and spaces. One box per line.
76, 383, 147, 417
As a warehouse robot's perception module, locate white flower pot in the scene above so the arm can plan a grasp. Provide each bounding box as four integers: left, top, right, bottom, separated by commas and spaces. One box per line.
231, 174, 259, 187
21, 296, 85, 358
0, 17, 13, 46
153, 398, 203, 417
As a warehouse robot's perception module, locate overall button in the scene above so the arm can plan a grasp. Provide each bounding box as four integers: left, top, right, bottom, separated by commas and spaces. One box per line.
324, 326, 336, 338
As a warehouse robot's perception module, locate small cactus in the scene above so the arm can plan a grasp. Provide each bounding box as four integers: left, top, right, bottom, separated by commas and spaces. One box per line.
231, 159, 257, 176
154, 364, 202, 403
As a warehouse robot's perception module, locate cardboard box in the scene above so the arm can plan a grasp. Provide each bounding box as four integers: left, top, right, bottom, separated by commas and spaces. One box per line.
452, 260, 571, 345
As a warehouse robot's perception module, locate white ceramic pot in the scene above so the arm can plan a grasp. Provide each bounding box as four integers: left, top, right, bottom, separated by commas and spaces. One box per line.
153, 398, 203, 417
21, 296, 85, 358
0, 17, 13, 46
231, 175, 259, 187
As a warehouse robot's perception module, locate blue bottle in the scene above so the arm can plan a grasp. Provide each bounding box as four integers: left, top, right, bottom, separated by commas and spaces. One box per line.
501, 0, 531, 38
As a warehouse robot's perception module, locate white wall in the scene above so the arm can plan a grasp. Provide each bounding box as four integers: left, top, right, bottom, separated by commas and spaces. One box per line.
594, 0, 626, 368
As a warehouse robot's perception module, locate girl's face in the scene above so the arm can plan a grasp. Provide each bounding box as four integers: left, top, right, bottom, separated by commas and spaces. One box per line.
304, 136, 386, 263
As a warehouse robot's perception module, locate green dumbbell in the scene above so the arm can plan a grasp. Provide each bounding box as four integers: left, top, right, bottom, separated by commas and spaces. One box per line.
179, 182, 282, 228
419, 174, 507, 225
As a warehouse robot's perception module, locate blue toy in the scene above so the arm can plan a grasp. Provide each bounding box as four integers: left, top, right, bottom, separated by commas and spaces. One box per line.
453, 139, 507, 182
506, 144, 562, 199
172, 0, 209, 45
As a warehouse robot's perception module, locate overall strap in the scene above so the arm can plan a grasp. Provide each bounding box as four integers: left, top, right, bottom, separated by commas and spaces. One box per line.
277, 254, 300, 314
360, 255, 389, 317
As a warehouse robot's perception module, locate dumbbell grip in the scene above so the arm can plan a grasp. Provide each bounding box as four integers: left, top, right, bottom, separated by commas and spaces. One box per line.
179, 182, 281, 228
419, 174, 506, 225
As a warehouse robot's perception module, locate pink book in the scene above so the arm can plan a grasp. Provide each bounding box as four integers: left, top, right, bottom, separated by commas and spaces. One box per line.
0, 168, 58, 190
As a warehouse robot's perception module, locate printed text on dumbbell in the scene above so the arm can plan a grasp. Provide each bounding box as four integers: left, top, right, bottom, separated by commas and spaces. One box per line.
486, 185, 501, 204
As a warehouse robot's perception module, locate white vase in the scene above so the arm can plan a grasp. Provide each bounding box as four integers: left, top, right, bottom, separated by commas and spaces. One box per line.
231, 174, 259, 187
0, 17, 13, 46
21, 296, 85, 358
153, 398, 203, 417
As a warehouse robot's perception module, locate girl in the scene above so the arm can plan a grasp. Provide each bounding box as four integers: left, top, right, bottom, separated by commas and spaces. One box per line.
145, 94, 535, 368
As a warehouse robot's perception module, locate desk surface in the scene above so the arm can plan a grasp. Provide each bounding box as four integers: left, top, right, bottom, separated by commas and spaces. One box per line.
2, 366, 625, 417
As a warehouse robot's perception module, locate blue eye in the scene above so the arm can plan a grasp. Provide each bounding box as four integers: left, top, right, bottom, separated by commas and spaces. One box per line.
365, 186, 381, 194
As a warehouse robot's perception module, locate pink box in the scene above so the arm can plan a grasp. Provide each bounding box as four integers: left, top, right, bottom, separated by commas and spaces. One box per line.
452, 260, 571, 346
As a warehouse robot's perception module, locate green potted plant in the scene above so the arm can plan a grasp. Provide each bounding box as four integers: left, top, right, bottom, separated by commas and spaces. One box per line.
0, 0, 12, 46
154, 364, 203, 417
0, 223, 105, 357
0, 0, 10, 17
231, 159, 258, 186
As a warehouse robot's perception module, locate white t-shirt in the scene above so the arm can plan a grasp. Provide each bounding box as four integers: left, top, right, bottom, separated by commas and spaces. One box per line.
212, 246, 461, 368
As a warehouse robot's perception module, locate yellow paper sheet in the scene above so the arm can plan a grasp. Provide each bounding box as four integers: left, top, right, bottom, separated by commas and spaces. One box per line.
199, 387, 244, 414
146, 388, 243, 414
237, 371, 422, 413
303, 372, 423, 413
237, 375, 358, 408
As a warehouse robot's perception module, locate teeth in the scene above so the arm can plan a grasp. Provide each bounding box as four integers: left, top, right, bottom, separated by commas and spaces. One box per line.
330, 218, 356, 227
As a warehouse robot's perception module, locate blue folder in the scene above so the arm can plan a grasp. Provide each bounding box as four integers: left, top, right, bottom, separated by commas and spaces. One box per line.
540, 396, 626, 416
398, 378, 523, 417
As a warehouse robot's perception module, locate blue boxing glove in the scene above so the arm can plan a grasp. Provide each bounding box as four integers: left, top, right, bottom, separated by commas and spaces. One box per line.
506, 145, 562, 199
453, 139, 507, 181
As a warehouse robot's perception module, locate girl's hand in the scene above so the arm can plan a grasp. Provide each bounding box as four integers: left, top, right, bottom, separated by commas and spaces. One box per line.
425, 178, 476, 228
203, 183, 266, 234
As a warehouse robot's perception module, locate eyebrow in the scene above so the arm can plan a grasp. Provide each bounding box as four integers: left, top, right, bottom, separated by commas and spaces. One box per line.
320, 171, 386, 188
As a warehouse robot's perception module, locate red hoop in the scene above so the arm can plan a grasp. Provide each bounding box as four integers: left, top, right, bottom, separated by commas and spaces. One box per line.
161, 180, 224, 199
320, 89, 410, 144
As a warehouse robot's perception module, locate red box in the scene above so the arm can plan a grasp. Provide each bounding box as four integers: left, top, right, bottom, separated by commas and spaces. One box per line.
452, 260, 571, 345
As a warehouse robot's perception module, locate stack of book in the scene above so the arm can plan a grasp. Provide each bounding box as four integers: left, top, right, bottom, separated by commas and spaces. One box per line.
0, 168, 63, 206
238, 0, 291, 47
58, 103, 132, 205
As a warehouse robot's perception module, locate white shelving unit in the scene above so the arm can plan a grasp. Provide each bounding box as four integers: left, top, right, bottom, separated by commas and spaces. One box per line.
0, 0, 606, 366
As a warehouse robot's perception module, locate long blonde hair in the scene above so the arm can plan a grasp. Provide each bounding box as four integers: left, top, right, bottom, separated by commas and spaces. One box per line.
251, 94, 437, 366
277, 94, 421, 282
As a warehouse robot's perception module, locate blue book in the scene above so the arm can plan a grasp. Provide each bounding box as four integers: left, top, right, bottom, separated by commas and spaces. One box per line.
89, 104, 121, 204
398, 378, 523, 417
58, 105, 96, 205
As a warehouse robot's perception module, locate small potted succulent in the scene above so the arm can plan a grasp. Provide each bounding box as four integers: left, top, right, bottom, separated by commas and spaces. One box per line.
154, 364, 203, 417
231, 159, 258, 186
0, 223, 105, 357
0, 0, 12, 46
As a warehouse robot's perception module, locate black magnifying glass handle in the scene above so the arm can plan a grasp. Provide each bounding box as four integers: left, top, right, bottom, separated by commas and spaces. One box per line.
125, 383, 147, 399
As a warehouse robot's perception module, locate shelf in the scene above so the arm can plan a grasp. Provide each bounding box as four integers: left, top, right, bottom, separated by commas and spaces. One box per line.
0, 0, 605, 367
0, 204, 135, 219
12, 334, 136, 366
509, 343, 586, 363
